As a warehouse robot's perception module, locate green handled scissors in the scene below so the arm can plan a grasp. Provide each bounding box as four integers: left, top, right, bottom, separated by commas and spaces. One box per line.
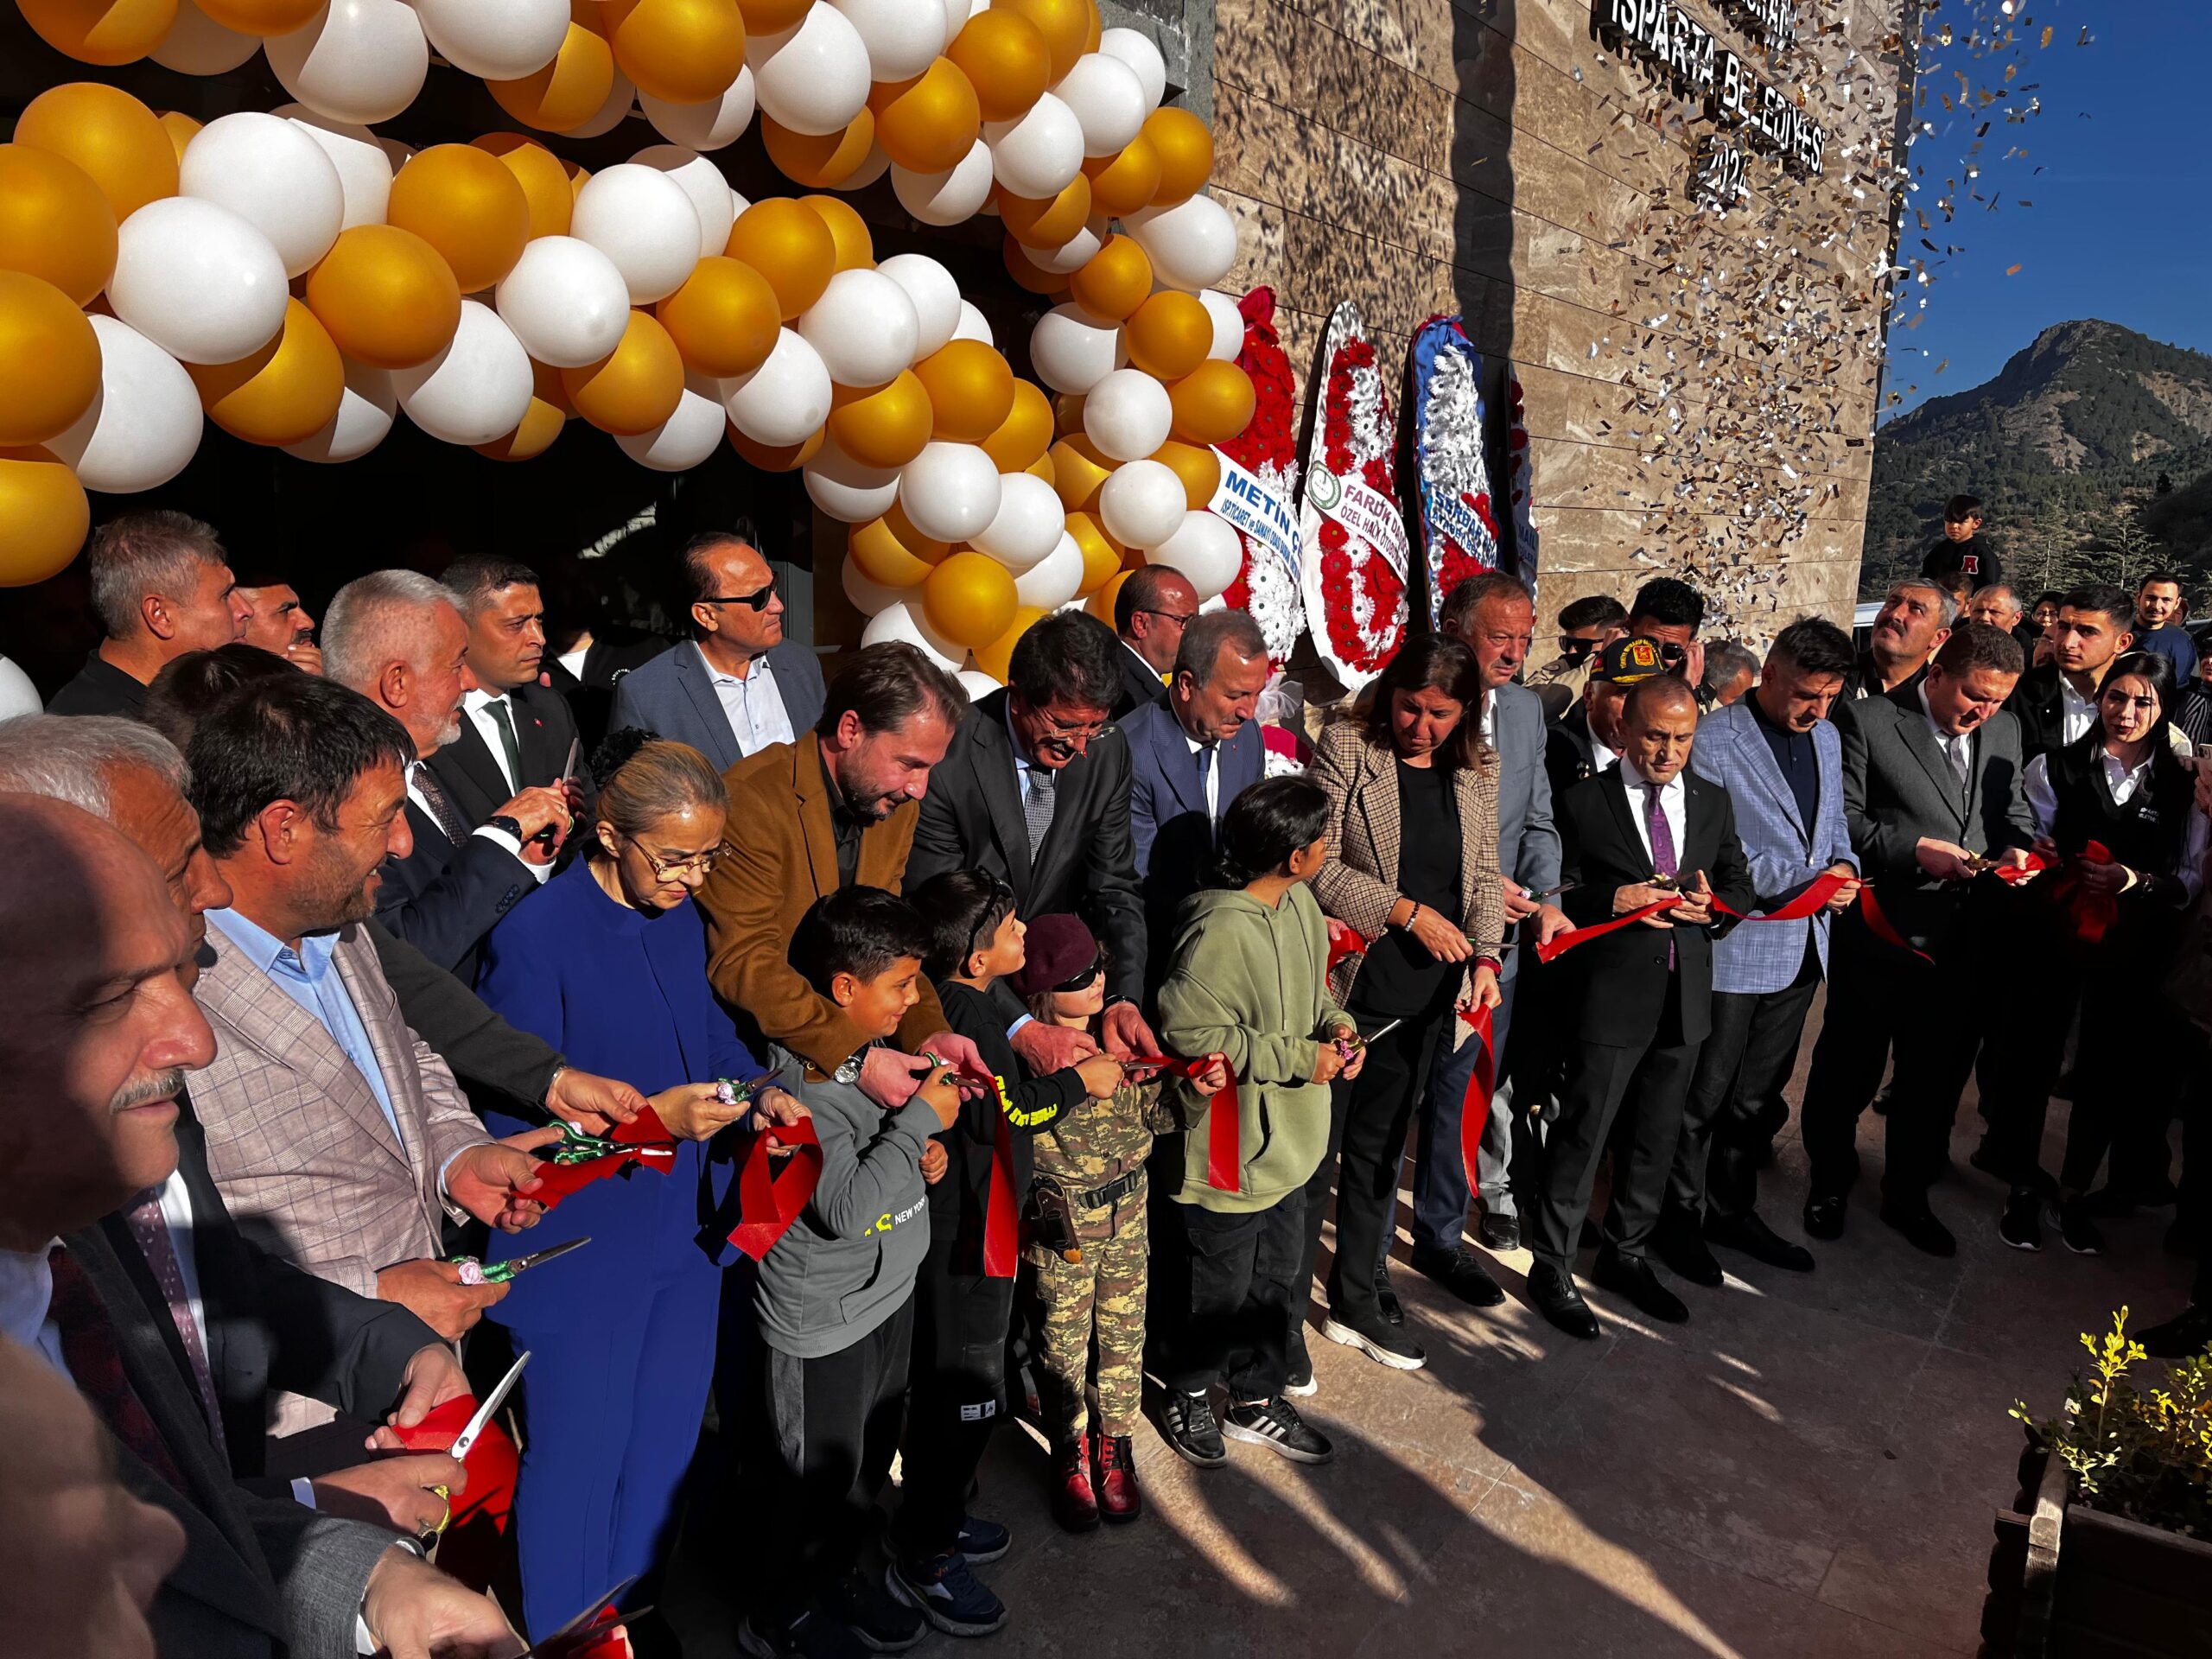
449, 1235, 591, 1286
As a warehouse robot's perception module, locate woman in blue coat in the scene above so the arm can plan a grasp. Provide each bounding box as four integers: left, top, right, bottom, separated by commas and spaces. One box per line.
477, 731, 795, 1638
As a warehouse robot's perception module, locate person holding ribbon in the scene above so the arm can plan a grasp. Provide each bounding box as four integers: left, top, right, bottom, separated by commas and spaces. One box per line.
474, 730, 803, 1643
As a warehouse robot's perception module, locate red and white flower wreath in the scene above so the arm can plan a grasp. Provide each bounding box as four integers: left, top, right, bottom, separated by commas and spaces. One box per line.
1306, 327, 1408, 686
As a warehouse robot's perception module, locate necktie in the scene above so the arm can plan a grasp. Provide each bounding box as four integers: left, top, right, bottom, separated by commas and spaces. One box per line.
1023, 763, 1055, 859
415, 764, 469, 848
1195, 742, 1216, 827
1645, 781, 1678, 970
486, 696, 525, 791
1951, 733, 1972, 802
46, 1245, 188, 1491
124, 1188, 228, 1465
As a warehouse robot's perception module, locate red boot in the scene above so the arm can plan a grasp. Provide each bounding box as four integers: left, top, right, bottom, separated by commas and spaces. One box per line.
1095, 1433, 1142, 1523
1052, 1437, 1100, 1533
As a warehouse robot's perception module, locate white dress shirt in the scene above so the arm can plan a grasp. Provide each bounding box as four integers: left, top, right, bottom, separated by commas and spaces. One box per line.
1615, 754, 1687, 870
406, 760, 550, 884
1590, 732, 1619, 775
697, 642, 794, 759
1184, 729, 1221, 823
461, 688, 522, 794
2057, 675, 2097, 748
2023, 747, 2210, 903
1916, 684, 1975, 791
0, 1245, 66, 1377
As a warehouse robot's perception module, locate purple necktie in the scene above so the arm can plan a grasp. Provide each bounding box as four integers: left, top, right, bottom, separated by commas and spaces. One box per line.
1646, 783, 1678, 969
124, 1188, 229, 1465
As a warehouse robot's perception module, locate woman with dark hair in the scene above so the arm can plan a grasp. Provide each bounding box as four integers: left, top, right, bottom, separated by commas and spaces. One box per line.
474, 730, 801, 1641
1296, 636, 1508, 1380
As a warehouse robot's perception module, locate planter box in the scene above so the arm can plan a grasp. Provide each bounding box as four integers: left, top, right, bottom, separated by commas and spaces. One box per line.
1980, 1446, 2212, 1657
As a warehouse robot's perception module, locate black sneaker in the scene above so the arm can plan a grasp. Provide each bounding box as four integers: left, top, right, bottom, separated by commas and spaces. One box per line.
1409, 1243, 1506, 1307
739, 1609, 868, 1659
1878, 1202, 1956, 1258
1319, 1313, 1426, 1370
1222, 1395, 1334, 1465
1160, 1389, 1227, 1467
1284, 1325, 1317, 1397
1373, 1261, 1404, 1326
2057, 1198, 2104, 1256
1802, 1195, 1847, 1241
955, 1515, 1010, 1566
885, 1553, 1006, 1639
1999, 1189, 2044, 1252
830, 1573, 925, 1653
1478, 1212, 1521, 1252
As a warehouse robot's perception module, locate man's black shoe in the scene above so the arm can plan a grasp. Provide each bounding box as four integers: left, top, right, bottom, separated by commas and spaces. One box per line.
1374, 1261, 1404, 1326
1999, 1189, 2044, 1252
1410, 1243, 1507, 1307
1478, 1212, 1521, 1252
1159, 1390, 1226, 1467
1706, 1211, 1814, 1272
1320, 1312, 1426, 1370
1653, 1211, 1723, 1287
1802, 1195, 1847, 1241
2057, 1198, 2104, 1256
1592, 1251, 1690, 1324
1528, 1262, 1599, 1340
2138, 1303, 2212, 1360
1879, 1202, 1956, 1258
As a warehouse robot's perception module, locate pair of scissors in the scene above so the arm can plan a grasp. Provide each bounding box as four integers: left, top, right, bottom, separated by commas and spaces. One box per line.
449, 1234, 591, 1286
518, 1575, 653, 1657
416, 1350, 530, 1551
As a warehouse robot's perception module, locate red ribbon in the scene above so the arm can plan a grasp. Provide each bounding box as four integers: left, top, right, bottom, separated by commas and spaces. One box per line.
1535, 868, 1861, 964
2044, 840, 2116, 946
1128, 1053, 1241, 1192
983, 1109, 1019, 1278
726, 1117, 823, 1262
1453, 999, 1497, 1183
528, 1108, 680, 1209
1325, 918, 1370, 976
1855, 884, 1934, 963
393, 1395, 518, 1592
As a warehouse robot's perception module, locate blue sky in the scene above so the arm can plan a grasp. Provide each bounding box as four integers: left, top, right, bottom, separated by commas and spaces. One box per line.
1882, 0, 2209, 417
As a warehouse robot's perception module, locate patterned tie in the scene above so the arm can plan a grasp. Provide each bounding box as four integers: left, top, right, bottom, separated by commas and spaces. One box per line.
1023, 763, 1055, 859
124, 1188, 228, 1465
46, 1245, 188, 1491
414, 763, 470, 848
1646, 782, 1678, 970
1195, 742, 1216, 827
486, 696, 525, 791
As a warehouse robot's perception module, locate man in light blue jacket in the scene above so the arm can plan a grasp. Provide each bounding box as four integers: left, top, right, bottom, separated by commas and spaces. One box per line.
1658, 618, 1861, 1285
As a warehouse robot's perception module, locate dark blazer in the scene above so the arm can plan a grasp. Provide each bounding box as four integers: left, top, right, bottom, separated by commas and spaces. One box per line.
1111, 639, 1170, 720
46, 648, 149, 717
2003, 663, 2072, 765
607, 637, 827, 773
546, 629, 671, 753
1834, 685, 2037, 951
1122, 698, 1264, 990
372, 797, 536, 983
363, 918, 565, 1110
906, 688, 1147, 1007
1554, 766, 1756, 1048
427, 682, 584, 828
1544, 703, 1605, 801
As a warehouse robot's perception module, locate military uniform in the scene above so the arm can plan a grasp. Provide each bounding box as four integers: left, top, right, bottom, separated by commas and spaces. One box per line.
1027, 1075, 1178, 1442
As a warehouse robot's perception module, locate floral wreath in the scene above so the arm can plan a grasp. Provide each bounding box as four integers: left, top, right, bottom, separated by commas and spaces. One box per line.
1411, 315, 1501, 626
1300, 305, 1407, 689
1215, 288, 1305, 668
1507, 372, 1539, 594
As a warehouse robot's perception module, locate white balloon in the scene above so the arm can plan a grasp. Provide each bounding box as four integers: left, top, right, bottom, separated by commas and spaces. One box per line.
1034, 223, 1101, 274
109, 197, 289, 366
1099, 459, 1185, 550
1082, 367, 1172, 461
971, 470, 1062, 571
798, 269, 918, 390
1027, 302, 1119, 395
1052, 54, 1147, 156
899, 442, 1001, 544
47, 315, 201, 494
748, 9, 871, 137
179, 112, 346, 279
1153, 510, 1242, 601
493, 237, 631, 369
629, 145, 734, 259
843, 557, 919, 616
804, 441, 903, 522
265, 0, 429, 127
570, 163, 702, 304
984, 93, 1082, 199
276, 105, 392, 231
1096, 28, 1166, 112
950, 300, 992, 346
1200, 287, 1243, 360
832, 0, 944, 83
873, 254, 959, 359
1013, 530, 1084, 608
956, 664, 1001, 696
283, 358, 397, 462
1125, 194, 1237, 291
834, 145, 892, 191
939, 0, 976, 48
721, 327, 832, 446
890, 140, 994, 226
150, 0, 259, 74
392, 300, 533, 446
411, 0, 567, 80
641, 67, 756, 151
861, 599, 963, 671
618, 376, 725, 471
563, 67, 636, 138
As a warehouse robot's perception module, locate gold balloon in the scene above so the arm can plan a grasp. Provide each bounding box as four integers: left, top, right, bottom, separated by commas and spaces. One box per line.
1066, 233, 1149, 321
724, 198, 836, 320
762, 112, 875, 191
187, 297, 344, 446
489, 22, 618, 135
869, 60, 982, 175
1144, 108, 1212, 205
1168, 359, 1255, 446
0, 272, 100, 448
306, 226, 462, 371
827, 370, 931, 469
1082, 559, 1128, 610
800, 195, 873, 272
1026, 451, 1055, 485
1125, 289, 1211, 381
17, 0, 177, 67
1048, 437, 1109, 511
475, 395, 568, 461
0, 145, 118, 307
194, 0, 319, 29
970, 604, 1046, 683
728, 421, 824, 471
1082, 136, 1159, 218
16, 82, 178, 222
998, 173, 1090, 250
849, 510, 946, 588
564, 158, 592, 203
530, 356, 575, 418
1153, 439, 1221, 510
563, 309, 685, 435
912, 340, 1015, 444
1052, 391, 1085, 434
1065, 507, 1124, 585
946, 11, 1049, 124
156, 110, 200, 169
980, 378, 1052, 471
734, 0, 807, 30
1001, 237, 1065, 296
602, 0, 747, 105
474, 133, 574, 240
388, 144, 531, 294
0, 447, 90, 588
657, 257, 779, 378
990, 0, 1086, 83
924, 550, 1019, 650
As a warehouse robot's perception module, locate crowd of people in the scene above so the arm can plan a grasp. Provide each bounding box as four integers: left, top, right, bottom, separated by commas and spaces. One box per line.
3, 504, 2209, 1659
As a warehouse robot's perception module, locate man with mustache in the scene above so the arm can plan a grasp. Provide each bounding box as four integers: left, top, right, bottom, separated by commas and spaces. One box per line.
233, 571, 323, 676
1842, 580, 1955, 702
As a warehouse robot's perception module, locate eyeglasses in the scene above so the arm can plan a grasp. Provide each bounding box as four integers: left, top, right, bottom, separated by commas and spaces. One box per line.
1132, 608, 1198, 630
621, 831, 727, 880
1032, 708, 1110, 747
1557, 636, 1599, 661
1051, 957, 1105, 994
699, 579, 777, 612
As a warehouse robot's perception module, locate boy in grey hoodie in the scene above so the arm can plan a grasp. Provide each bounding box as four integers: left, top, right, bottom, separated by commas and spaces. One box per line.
741, 887, 963, 1659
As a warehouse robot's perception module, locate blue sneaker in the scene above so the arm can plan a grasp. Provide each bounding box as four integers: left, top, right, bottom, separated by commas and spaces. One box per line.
956, 1514, 1010, 1565
886, 1552, 1008, 1637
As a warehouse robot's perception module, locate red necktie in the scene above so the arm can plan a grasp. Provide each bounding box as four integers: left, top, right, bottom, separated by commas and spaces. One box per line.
46, 1245, 189, 1491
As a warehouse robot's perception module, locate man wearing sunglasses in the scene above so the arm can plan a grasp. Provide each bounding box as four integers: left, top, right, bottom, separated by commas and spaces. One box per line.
1109, 564, 1199, 720
1526, 594, 1628, 715
607, 525, 827, 773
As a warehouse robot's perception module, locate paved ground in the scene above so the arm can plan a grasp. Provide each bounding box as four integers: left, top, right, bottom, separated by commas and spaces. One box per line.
668, 1005, 2198, 1657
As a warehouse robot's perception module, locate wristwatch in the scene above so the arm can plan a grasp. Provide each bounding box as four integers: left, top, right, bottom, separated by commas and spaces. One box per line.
833, 1051, 865, 1086
484, 814, 524, 840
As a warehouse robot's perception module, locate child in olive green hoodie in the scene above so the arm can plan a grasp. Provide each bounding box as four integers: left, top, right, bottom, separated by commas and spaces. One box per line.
1154, 775, 1364, 1470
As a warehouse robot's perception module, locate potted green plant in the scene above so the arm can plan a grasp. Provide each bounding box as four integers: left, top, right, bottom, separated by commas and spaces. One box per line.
1979, 1309, 2212, 1657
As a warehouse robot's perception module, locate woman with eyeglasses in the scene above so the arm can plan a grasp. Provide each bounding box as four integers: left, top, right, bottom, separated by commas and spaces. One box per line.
475, 729, 802, 1641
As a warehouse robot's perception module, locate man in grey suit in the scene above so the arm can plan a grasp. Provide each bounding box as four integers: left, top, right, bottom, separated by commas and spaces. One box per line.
1801, 622, 2040, 1256
1660, 620, 1861, 1287
608, 525, 828, 771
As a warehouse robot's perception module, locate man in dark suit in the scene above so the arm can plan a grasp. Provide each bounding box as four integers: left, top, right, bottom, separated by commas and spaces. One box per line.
1840, 580, 1952, 703
48, 510, 253, 718
908, 611, 1156, 1065
608, 526, 827, 771
2004, 581, 2134, 764
1108, 563, 1197, 719
1800, 623, 2040, 1255
1543, 640, 1639, 799
429, 555, 587, 826
1529, 671, 1755, 1338
1122, 609, 1268, 992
